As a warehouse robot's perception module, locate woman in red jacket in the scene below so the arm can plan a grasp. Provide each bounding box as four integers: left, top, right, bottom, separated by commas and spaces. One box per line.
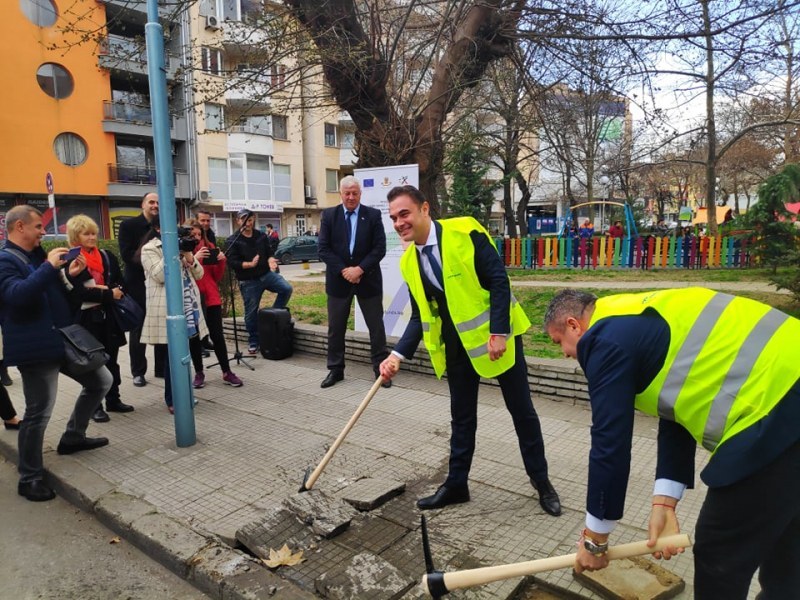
185, 220, 243, 388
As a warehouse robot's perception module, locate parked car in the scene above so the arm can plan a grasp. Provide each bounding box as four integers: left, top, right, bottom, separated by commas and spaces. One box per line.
274, 235, 319, 264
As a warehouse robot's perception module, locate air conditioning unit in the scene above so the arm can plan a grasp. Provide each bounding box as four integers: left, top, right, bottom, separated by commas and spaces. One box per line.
304, 185, 313, 198
205, 15, 220, 31
198, 190, 210, 202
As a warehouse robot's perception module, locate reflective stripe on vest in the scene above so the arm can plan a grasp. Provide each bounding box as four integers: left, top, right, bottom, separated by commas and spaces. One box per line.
590, 288, 797, 452
400, 217, 530, 379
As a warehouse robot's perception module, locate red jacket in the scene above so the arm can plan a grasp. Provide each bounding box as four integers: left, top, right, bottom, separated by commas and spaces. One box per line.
195, 239, 226, 307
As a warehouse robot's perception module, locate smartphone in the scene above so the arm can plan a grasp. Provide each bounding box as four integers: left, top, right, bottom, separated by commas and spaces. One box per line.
64, 247, 82, 261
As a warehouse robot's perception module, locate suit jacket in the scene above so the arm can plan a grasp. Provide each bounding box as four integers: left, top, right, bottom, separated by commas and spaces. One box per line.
394, 220, 511, 361
318, 203, 386, 298
118, 213, 152, 301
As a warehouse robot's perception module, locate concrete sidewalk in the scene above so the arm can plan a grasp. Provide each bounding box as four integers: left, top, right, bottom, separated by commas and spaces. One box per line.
0, 343, 758, 599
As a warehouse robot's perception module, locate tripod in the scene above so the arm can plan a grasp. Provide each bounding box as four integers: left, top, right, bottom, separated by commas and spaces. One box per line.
206, 224, 254, 371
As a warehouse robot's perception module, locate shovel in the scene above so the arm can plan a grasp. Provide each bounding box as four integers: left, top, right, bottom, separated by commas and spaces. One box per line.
299, 376, 384, 492
419, 515, 692, 597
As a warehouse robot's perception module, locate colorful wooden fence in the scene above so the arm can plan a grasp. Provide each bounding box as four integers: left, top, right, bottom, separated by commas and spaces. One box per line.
496, 235, 753, 270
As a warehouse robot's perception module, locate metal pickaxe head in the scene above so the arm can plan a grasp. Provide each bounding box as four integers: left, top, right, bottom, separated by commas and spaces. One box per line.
298, 466, 312, 493
420, 515, 449, 598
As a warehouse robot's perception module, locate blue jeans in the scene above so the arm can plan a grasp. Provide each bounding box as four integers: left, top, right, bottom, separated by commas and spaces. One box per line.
239, 272, 293, 347
17, 360, 112, 484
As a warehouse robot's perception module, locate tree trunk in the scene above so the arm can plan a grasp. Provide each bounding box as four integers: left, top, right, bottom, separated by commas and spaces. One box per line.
702, 0, 719, 235
514, 170, 531, 236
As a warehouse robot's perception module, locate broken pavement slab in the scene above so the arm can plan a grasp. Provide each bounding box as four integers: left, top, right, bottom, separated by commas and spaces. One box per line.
284, 489, 358, 538
573, 556, 685, 600
339, 477, 406, 511
315, 552, 414, 600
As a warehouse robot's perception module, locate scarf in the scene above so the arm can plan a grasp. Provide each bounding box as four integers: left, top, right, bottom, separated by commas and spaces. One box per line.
80, 247, 105, 286
182, 266, 201, 338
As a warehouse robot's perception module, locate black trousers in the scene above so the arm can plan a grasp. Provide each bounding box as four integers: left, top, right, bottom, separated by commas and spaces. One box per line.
445, 335, 549, 487
0, 383, 16, 421
202, 305, 230, 373
326, 292, 388, 374
129, 325, 166, 378
694, 440, 800, 599
165, 337, 203, 408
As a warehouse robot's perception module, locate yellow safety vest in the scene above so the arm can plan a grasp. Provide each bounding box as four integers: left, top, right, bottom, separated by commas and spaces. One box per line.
399, 217, 530, 379
590, 288, 799, 452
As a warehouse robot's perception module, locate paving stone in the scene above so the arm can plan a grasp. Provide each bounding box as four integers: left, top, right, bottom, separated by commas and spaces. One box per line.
333, 514, 410, 554
573, 556, 685, 600
315, 552, 413, 600
339, 477, 406, 511
283, 490, 357, 538
236, 508, 320, 561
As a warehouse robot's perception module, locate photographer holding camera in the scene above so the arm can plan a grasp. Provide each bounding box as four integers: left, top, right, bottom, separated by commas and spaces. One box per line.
140, 218, 210, 414
184, 220, 243, 388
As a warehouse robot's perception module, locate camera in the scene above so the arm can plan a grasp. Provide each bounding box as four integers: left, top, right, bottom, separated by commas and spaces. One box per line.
178, 226, 197, 253
203, 247, 220, 265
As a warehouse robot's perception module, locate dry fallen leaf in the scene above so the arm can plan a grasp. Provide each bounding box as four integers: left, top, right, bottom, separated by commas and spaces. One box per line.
263, 544, 305, 568
109, 536, 121, 544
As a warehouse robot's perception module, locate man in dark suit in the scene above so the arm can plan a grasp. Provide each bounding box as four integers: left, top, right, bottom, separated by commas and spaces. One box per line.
379, 185, 560, 515
318, 176, 389, 388
118, 192, 165, 386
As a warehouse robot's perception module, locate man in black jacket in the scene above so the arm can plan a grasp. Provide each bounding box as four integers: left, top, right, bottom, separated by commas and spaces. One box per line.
227, 209, 292, 354
0, 206, 112, 502
118, 192, 164, 386
318, 176, 388, 388
379, 186, 560, 515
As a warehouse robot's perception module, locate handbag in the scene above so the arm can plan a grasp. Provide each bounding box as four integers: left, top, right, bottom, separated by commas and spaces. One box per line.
111, 294, 145, 332
59, 324, 109, 375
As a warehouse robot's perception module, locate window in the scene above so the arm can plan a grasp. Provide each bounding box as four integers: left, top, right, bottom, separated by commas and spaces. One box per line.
326, 169, 339, 192
36, 63, 73, 99
247, 155, 270, 200
204, 103, 224, 131
272, 115, 288, 140
220, 0, 238, 21
324, 123, 337, 147
270, 64, 286, 90
20, 0, 57, 27
201, 47, 222, 75
230, 155, 245, 200
53, 133, 87, 166
341, 130, 355, 149
274, 164, 291, 202
208, 158, 228, 200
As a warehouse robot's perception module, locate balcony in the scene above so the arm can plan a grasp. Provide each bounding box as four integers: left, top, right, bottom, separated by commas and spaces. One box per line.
102, 100, 187, 140
98, 34, 180, 80
107, 164, 189, 199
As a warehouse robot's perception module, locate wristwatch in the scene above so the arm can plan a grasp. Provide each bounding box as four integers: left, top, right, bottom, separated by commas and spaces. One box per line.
583, 535, 608, 557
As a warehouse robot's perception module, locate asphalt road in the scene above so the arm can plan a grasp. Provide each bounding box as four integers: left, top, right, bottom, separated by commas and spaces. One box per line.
0, 456, 209, 600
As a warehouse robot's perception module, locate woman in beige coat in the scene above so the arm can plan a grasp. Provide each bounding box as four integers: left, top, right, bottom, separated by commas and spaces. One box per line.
140, 219, 209, 413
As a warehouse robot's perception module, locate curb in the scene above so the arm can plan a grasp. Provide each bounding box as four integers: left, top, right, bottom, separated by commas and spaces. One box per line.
0, 435, 315, 600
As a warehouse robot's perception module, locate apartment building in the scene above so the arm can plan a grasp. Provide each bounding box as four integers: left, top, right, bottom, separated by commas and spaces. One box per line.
190, 0, 356, 238
1, 0, 192, 239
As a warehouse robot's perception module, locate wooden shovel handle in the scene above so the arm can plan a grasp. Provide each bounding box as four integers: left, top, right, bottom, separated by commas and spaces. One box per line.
303, 377, 383, 490
423, 533, 691, 594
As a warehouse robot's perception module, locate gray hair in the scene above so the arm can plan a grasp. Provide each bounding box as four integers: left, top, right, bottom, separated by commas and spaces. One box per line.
543, 290, 597, 333
339, 175, 360, 192
6, 205, 41, 232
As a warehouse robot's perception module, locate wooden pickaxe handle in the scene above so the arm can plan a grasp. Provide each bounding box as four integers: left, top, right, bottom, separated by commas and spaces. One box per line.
301, 376, 383, 491
423, 533, 691, 596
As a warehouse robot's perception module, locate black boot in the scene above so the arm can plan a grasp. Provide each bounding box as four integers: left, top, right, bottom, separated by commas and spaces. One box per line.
0, 363, 11, 386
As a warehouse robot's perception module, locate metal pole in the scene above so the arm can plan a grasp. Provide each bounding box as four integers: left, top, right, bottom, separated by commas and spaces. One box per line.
146, 0, 195, 447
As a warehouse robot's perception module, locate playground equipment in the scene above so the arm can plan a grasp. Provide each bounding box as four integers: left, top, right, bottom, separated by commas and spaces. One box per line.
558, 200, 639, 240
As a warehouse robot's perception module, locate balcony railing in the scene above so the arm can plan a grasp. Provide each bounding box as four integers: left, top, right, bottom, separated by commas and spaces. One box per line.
228, 123, 271, 136
103, 100, 153, 125
99, 34, 174, 67
108, 164, 179, 185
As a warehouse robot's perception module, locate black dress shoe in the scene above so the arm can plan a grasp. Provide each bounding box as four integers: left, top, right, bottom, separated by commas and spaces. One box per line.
417, 484, 470, 510
57, 436, 109, 455
91, 408, 110, 423
132, 376, 147, 387
19, 480, 55, 502
4, 420, 21, 430
532, 478, 562, 516
320, 371, 344, 388
0, 371, 12, 386
106, 402, 134, 413
202, 349, 211, 358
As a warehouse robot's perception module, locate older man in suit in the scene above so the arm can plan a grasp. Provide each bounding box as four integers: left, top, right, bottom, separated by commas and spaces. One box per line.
379, 185, 561, 515
318, 175, 389, 388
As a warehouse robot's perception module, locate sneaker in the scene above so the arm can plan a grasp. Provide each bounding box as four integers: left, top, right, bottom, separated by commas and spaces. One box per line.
248, 345, 258, 355
192, 372, 206, 389
222, 371, 243, 387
